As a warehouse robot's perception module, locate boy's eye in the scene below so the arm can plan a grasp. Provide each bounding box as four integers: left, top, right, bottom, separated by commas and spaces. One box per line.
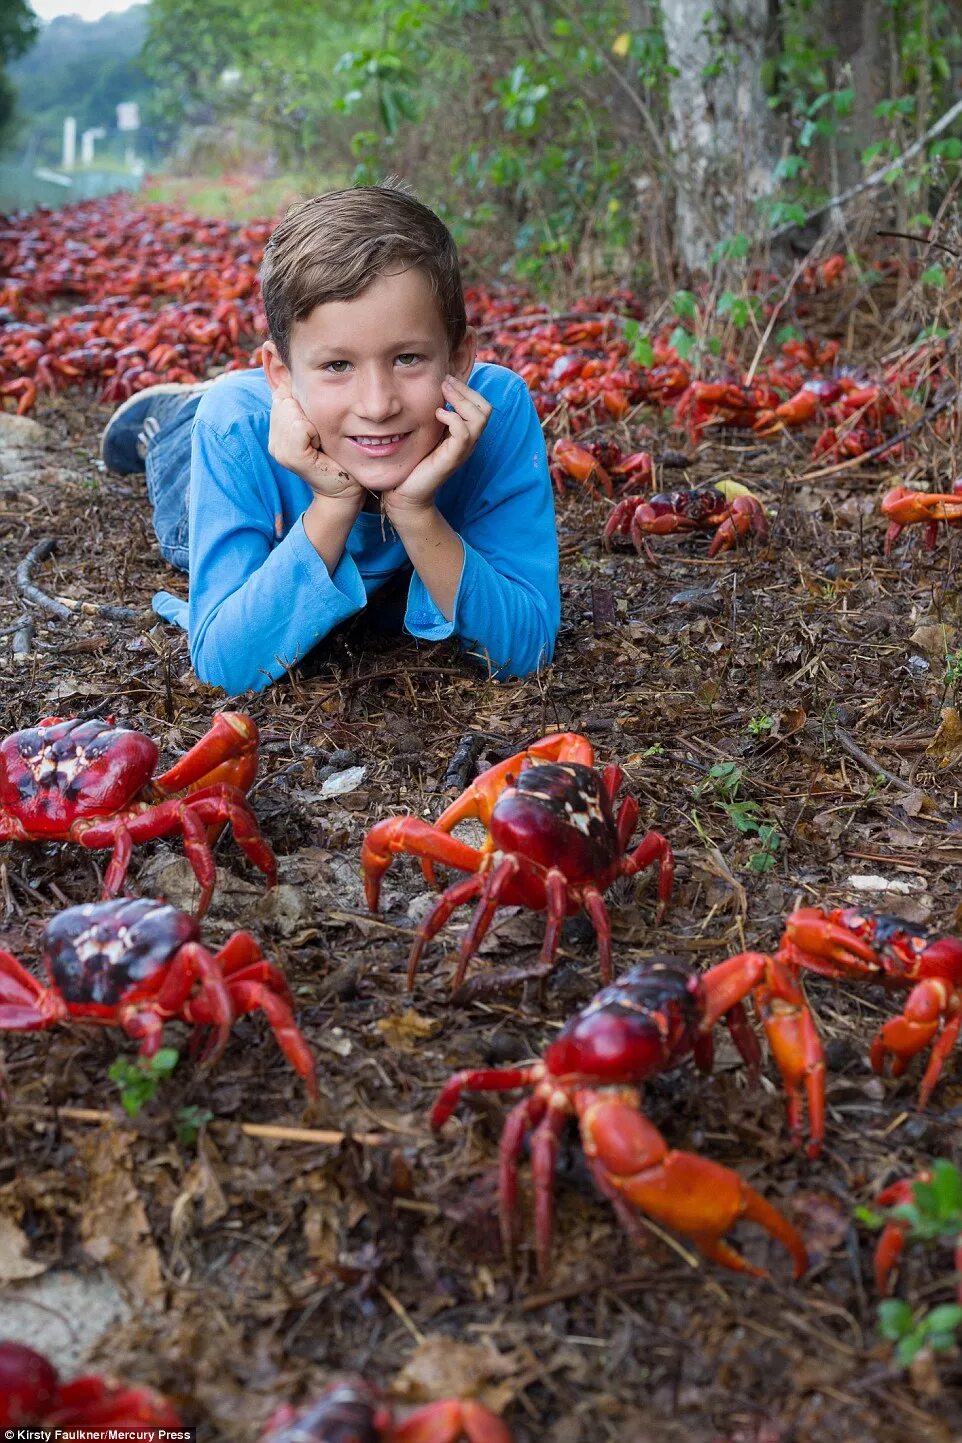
396, 353, 423, 366
323, 359, 351, 374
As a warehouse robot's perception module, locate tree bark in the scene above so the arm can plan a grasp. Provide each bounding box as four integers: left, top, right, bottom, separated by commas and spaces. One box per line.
662, 0, 779, 269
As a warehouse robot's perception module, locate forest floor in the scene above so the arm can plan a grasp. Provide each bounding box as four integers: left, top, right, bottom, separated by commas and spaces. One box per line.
1, 269, 962, 1443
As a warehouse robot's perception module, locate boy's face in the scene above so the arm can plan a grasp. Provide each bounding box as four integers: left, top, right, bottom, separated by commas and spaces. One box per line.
264, 266, 476, 494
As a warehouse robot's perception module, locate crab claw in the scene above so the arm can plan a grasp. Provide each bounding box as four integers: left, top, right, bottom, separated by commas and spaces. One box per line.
780, 907, 881, 975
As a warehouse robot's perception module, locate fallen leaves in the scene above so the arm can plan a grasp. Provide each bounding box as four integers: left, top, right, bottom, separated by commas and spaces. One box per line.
76, 1127, 165, 1308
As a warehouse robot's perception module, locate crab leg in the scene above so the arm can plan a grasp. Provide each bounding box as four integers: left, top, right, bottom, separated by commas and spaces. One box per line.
77, 786, 277, 918
152, 712, 260, 796
869, 977, 962, 1104
0, 950, 66, 1029
623, 829, 673, 922
699, 951, 825, 1157
195, 978, 319, 1101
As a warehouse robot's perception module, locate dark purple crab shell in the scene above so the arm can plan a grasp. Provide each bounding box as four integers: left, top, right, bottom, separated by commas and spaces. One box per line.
490, 761, 620, 881
544, 957, 702, 1083
42, 898, 199, 1006
647, 487, 725, 524
260, 1379, 386, 1443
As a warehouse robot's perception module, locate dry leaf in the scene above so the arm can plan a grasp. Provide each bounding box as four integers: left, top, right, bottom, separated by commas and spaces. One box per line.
170, 1138, 229, 1253
0, 1214, 46, 1282
391, 1334, 521, 1412
910, 623, 955, 661
927, 706, 962, 767
76, 1127, 165, 1308
376, 1009, 440, 1050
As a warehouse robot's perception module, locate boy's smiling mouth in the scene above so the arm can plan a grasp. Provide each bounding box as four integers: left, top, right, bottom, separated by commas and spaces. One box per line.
348, 432, 411, 456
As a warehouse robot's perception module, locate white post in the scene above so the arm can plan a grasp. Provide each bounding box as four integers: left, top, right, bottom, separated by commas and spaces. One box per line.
62, 117, 76, 170
80, 127, 106, 166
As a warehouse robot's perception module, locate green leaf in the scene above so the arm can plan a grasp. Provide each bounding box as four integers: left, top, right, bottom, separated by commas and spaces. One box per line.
710, 233, 750, 263
669, 326, 695, 361
931, 138, 962, 160
921, 264, 946, 288
775, 324, 803, 344
923, 1305, 962, 1335
774, 154, 807, 180
895, 1331, 925, 1367
931, 1159, 962, 1217
671, 290, 698, 321
878, 1299, 914, 1340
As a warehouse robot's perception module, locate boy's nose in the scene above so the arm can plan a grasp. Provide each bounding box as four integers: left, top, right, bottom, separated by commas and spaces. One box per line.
357, 368, 401, 421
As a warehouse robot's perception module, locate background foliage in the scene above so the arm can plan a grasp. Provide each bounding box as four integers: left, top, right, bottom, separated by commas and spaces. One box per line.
7, 0, 962, 280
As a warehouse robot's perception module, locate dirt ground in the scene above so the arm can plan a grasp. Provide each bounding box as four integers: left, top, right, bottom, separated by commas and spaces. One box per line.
2, 279, 962, 1442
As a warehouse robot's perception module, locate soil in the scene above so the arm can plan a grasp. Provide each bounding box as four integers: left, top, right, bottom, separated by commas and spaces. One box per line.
2, 279, 962, 1443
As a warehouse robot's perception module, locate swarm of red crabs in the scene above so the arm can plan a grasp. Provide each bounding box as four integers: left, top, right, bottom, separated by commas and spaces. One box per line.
0, 896, 317, 1098
1, 198, 934, 496
363, 731, 673, 998
0, 711, 276, 916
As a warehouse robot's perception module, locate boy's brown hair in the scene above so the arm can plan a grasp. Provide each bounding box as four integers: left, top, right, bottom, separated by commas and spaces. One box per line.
260, 184, 467, 366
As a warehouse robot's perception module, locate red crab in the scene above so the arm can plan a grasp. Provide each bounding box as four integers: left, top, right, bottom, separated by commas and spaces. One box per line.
0, 712, 276, 916
603, 485, 768, 563
432, 958, 808, 1280
779, 906, 962, 1111
362, 732, 673, 997
881, 481, 962, 556
262, 1378, 512, 1443
872, 1169, 962, 1304
0, 896, 318, 1098
0, 1339, 181, 1429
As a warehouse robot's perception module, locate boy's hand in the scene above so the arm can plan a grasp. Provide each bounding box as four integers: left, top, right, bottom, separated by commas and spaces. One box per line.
268, 384, 364, 505
383, 375, 491, 522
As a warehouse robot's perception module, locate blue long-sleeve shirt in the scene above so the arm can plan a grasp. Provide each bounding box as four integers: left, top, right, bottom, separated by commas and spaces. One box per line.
152, 362, 560, 695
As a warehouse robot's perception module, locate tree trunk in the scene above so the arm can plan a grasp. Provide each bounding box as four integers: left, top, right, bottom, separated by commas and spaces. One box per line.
822, 0, 883, 225
661, 0, 779, 269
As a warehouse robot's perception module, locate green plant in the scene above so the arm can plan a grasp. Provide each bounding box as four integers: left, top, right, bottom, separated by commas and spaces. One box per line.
746, 714, 776, 736
108, 1047, 179, 1116
944, 647, 962, 689
877, 1298, 962, 1366
175, 1104, 214, 1146
642, 742, 665, 758
693, 761, 782, 872
857, 1161, 962, 1366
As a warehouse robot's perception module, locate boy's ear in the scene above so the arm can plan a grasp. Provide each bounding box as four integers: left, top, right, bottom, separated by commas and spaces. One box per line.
450, 326, 477, 383
262, 340, 292, 395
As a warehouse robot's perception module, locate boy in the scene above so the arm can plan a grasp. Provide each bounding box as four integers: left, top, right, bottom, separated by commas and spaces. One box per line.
101, 185, 560, 695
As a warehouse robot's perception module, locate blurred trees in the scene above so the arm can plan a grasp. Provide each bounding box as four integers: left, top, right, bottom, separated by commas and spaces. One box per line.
0, 0, 39, 147
137, 0, 962, 278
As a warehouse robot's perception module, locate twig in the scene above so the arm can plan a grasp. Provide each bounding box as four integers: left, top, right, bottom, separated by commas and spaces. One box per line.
11, 618, 34, 660
16, 536, 140, 622
7, 1102, 399, 1147
770, 95, 962, 239
832, 726, 919, 795
744, 256, 810, 385
875, 229, 962, 260
442, 731, 508, 792
17, 538, 69, 618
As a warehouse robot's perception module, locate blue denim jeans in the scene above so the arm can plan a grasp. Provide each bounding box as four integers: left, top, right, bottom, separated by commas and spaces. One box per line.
144, 392, 203, 572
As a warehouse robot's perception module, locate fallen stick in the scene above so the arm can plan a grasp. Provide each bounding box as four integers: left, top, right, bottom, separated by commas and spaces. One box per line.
16, 536, 140, 622
7, 1101, 400, 1148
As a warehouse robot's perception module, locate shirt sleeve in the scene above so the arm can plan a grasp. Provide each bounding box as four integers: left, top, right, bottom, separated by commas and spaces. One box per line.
404, 377, 560, 678
187, 420, 367, 694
